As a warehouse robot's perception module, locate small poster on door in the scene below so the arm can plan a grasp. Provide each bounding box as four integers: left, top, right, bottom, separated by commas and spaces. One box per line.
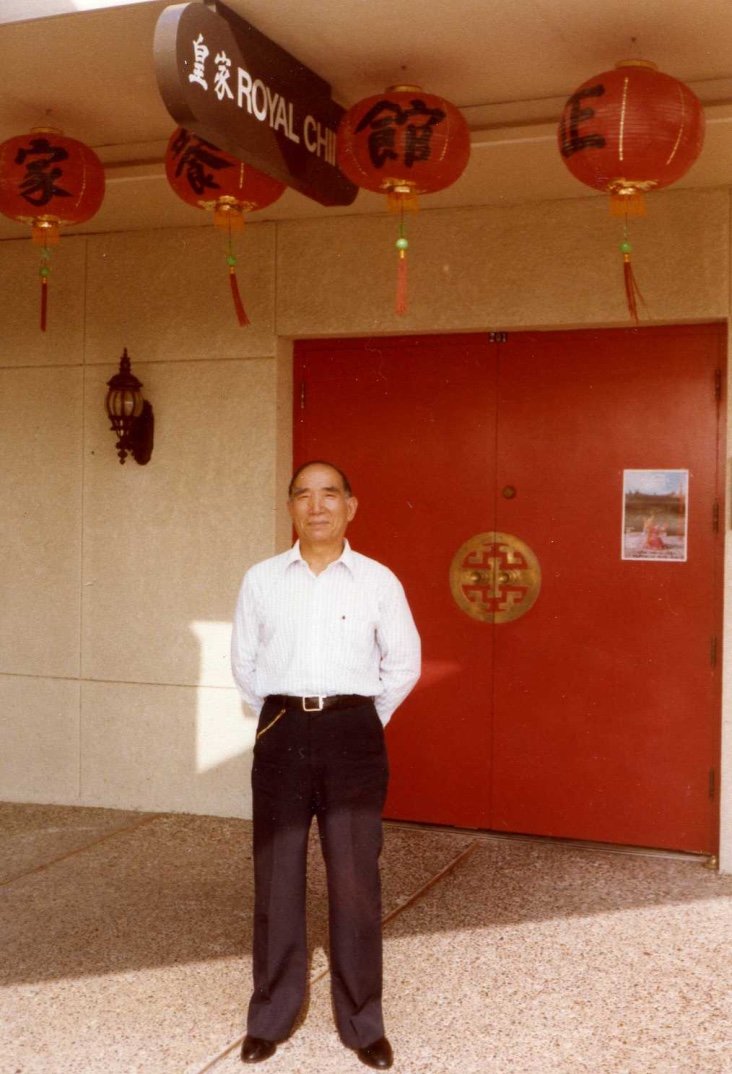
622, 469, 689, 562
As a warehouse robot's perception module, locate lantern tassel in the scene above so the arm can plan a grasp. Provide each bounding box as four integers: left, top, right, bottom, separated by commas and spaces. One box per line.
610, 191, 647, 218
395, 212, 409, 316
622, 252, 644, 323
40, 276, 48, 331
228, 263, 250, 327
623, 255, 638, 322
387, 189, 420, 213
226, 220, 250, 327
395, 248, 408, 316
620, 229, 645, 324
39, 247, 51, 332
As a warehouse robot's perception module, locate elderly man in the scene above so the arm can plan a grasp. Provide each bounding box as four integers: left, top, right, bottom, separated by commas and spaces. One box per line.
231, 460, 420, 1070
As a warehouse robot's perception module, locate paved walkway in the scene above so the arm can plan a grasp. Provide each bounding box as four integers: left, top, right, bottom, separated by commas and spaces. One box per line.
2, 803, 731, 1074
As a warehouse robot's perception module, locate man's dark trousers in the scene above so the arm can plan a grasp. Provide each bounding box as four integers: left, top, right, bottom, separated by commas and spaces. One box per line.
248, 695, 389, 1048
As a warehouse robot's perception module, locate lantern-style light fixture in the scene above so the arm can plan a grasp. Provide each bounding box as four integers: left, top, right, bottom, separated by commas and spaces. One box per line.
165, 127, 286, 326
337, 85, 471, 314
105, 349, 154, 465
558, 60, 705, 320
0, 126, 105, 330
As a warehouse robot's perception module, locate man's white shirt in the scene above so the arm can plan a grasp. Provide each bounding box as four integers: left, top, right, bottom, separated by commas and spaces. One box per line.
231, 540, 421, 724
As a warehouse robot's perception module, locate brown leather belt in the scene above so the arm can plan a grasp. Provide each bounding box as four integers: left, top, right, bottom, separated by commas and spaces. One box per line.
268, 694, 372, 712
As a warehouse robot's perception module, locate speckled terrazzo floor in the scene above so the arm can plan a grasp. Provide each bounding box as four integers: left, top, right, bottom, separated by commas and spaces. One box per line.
2, 804, 731, 1074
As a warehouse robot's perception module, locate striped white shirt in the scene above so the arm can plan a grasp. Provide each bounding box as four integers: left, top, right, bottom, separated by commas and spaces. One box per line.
231, 540, 421, 724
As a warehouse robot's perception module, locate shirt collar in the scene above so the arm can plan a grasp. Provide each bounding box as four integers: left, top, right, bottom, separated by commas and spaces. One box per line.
286, 539, 356, 575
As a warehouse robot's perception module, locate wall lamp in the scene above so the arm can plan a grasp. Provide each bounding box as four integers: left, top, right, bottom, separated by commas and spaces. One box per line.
105, 348, 154, 465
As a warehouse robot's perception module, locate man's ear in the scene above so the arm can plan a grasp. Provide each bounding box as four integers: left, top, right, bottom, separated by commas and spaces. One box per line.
346, 496, 358, 521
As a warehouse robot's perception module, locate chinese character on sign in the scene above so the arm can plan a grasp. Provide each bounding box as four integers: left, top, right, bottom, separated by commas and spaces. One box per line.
14, 137, 71, 207
214, 51, 234, 101
169, 129, 232, 196
188, 33, 209, 90
559, 84, 607, 158
355, 97, 447, 169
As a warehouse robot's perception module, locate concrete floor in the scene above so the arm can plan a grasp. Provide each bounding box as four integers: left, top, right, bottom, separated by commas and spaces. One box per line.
2, 803, 731, 1074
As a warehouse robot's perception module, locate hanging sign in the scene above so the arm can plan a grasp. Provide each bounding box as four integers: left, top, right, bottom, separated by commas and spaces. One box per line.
154, 1, 358, 207
621, 469, 689, 562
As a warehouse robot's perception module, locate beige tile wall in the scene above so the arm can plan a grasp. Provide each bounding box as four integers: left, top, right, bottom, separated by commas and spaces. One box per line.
276, 189, 729, 336
0, 189, 730, 870
80, 681, 254, 817
0, 677, 81, 802
0, 366, 83, 679
81, 358, 277, 687
84, 224, 277, 363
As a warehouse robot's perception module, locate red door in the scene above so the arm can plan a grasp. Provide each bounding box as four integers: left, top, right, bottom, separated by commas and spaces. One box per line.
294, 325, 724, 853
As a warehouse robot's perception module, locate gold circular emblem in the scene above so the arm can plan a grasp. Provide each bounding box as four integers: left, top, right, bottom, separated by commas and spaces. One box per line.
449, 532, 541, 623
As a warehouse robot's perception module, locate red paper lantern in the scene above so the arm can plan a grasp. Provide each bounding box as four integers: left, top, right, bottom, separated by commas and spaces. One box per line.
337, 85, 470, 202
337, 86, 470, 314
0, 127, 105, 330
165, 128, 286, 326
558, 60, 705, 320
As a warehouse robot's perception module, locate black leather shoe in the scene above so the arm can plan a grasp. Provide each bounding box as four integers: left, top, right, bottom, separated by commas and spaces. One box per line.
356, 1036, 393, 1069
240, 1035, 276, 1063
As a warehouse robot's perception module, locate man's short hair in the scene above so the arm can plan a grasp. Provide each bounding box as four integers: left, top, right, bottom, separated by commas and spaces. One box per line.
288, 460, 352, 498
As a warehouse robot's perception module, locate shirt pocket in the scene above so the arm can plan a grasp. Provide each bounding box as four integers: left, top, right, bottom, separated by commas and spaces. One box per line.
325, 610, 378, 672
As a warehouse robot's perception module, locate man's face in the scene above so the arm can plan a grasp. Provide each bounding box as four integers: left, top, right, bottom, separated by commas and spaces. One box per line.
287, 464, 358, 548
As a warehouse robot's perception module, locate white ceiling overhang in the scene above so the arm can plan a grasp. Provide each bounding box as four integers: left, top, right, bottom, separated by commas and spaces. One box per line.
0, 0, 729, 238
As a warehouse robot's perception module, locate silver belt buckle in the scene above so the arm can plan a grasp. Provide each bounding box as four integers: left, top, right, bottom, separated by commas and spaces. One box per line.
302, 695, 325, 711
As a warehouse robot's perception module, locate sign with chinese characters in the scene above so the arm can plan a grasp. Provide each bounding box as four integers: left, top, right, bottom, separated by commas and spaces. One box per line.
154, 1, 358, 207
356, 96, 451, 170
621, 469, 689, 562
16, 136, 73, 207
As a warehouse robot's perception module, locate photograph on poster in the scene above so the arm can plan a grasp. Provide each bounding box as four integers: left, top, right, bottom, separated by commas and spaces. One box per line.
622, 469, 689, 562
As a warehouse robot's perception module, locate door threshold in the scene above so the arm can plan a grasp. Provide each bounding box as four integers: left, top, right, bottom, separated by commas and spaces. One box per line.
385, 818, 711, 864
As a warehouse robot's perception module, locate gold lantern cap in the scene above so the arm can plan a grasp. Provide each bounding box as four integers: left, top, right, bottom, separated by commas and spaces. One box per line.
385, 84, 423, 93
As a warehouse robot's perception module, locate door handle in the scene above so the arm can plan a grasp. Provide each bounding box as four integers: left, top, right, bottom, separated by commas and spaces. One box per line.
450, 532, 541, 623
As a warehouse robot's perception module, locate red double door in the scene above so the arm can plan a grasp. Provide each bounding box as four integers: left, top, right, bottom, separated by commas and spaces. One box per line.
294, 325, 725, 853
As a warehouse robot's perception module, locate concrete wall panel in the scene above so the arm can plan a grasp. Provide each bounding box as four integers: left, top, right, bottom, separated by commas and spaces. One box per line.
84, 224, 277, 364
80, 680, 253, 817
81, 358, 276, 686
277, 190, 728, 337
0, 367, 83, 678
0, 676, 80, 802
